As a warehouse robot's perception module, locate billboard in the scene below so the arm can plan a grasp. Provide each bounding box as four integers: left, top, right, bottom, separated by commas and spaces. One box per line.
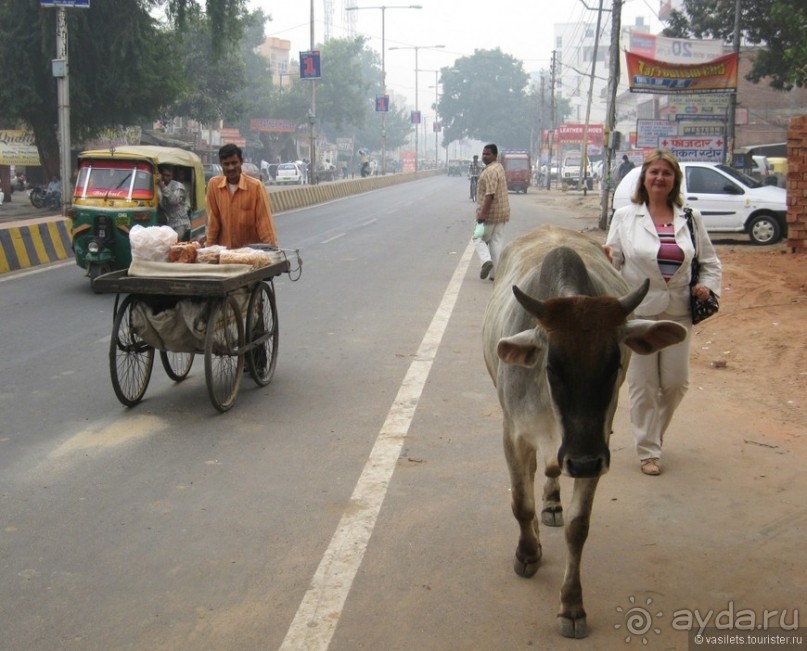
0, 130, 41, 166
626, 52, 738, 94
657, 136, 725, 162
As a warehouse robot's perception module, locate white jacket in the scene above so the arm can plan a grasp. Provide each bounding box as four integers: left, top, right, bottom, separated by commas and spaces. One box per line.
606, 203, 722, 317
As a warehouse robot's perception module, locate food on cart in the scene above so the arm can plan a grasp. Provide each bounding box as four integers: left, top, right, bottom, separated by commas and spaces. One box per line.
196, 245, 226, 264
219, 247, 275, 268
130, 224, 178, 262
168, 241, 201, 263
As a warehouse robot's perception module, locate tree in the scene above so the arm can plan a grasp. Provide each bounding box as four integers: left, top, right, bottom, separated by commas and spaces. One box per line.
0, 0, 249, 177
437, 49, 531, 149
663, 0, 807, 89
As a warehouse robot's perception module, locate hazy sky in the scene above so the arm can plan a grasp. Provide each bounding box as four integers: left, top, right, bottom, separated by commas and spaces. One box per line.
249, 0, 663, 107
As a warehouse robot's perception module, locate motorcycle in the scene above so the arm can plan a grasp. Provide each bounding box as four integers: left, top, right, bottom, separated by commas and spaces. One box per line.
28, 185, 47, 209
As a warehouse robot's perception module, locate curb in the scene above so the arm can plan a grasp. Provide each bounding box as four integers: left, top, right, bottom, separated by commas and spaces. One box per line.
0, 170, 443, 275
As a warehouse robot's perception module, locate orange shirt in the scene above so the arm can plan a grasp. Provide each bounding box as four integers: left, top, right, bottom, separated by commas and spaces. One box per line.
205, 173, 278, 248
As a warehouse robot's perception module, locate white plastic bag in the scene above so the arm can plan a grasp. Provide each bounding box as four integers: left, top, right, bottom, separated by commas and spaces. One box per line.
129, 224, 178, 262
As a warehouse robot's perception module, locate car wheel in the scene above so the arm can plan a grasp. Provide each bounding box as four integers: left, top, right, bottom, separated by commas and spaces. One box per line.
747, 214, 782, 245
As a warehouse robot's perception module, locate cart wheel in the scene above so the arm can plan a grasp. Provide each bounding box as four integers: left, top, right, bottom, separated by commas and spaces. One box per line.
246, 281, 279, 386
204, 295, 244, 412
160, 351, 195, 381
109, 295, 154, 407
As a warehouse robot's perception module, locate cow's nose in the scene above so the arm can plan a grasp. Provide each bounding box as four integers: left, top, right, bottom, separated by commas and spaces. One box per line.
564, 454, 609, 478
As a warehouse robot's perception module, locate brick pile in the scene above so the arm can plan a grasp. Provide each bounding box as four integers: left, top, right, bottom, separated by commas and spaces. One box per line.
786, 115, 807, 253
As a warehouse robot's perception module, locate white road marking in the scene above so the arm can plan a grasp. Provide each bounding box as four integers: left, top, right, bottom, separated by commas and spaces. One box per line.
279, 238, 476, 651
320, 233, 346, 244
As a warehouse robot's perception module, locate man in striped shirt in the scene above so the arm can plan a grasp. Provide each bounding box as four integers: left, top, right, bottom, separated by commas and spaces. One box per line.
206, 143, 278, 249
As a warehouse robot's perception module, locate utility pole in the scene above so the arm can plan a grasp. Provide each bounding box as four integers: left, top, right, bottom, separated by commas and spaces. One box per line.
546, 50, 557, 190
599, 0, 621, 230
579, 0, 604, 196
725, 0, 741, 164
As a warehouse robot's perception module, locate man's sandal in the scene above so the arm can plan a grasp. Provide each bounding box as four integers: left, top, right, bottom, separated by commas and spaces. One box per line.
641, 458, 662, 476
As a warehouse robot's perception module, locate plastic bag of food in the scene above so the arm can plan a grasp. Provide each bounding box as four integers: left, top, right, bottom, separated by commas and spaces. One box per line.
130, 224, 178, 262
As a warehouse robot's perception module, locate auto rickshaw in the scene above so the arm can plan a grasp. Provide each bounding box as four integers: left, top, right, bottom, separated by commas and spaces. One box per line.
68, 146, 207, 286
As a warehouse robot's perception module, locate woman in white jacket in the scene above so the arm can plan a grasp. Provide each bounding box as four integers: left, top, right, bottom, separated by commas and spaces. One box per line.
605, 150, 722, 476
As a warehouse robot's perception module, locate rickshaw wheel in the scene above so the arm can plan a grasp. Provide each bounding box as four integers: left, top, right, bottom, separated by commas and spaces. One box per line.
246, 281, 279, 387
109, 295, 154, 407
160, 351, 195, 381
204, 296, 245, 412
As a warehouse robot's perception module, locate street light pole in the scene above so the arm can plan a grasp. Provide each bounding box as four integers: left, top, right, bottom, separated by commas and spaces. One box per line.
389, 44, 444, 173
309, 0, 317, 184
345, 4, 422, 175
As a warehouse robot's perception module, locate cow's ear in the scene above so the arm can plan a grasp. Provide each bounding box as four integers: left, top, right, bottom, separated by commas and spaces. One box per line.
497, 330, 544, 367
621, 320, 688, 354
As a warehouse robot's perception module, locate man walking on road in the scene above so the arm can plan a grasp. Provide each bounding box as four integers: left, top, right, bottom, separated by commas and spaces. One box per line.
473, 144, 510, 281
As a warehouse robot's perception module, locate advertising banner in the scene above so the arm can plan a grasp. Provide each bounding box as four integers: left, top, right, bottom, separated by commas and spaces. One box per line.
250, 118, 296, 133
657, 136, 725, 162
556, 123, 604, 146
0, 130, 41, 166
626, 52, 738, 94
299, 51, 321, 79
636, 119, 678, 149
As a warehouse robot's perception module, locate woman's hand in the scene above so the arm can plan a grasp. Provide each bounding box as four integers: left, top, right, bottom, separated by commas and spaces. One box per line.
691, 283, 712, 300
602, 245, 613, 262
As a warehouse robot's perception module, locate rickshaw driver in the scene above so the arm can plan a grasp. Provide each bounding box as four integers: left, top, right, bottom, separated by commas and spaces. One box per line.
205, 143, 278, 249
157, 164, 190, 240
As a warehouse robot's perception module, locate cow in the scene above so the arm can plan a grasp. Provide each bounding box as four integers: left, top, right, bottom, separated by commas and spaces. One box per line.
482, 225, 687, 638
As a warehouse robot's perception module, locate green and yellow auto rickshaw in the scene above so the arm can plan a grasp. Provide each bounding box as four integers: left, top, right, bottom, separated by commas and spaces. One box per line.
69, 146, 207, 285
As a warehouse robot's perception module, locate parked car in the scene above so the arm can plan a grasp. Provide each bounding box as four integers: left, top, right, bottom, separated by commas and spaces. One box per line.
203, 163, 222, 184
275, 162, 305, 185
612, 161, 788, 245
241, 162, 261, 179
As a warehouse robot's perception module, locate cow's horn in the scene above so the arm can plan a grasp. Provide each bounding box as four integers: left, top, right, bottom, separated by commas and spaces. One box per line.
513, 285, 545, 318
618, 278, 650, 315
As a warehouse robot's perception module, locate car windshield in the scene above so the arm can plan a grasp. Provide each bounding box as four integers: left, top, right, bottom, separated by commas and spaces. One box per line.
715, 163, 762, 188
75, 160, 154, 200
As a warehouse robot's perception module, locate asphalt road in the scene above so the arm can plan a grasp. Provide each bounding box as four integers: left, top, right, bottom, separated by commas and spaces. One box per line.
1, 178, 802, 651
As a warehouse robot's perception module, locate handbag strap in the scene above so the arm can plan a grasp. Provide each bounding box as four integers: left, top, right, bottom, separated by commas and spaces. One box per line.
684, 207, 700, 285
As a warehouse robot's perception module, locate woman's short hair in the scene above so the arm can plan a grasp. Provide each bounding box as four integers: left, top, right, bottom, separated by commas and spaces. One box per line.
630, 148, 683, 208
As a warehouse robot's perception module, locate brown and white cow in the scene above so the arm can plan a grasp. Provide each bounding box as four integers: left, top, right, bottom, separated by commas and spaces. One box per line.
482, 225, 687, 638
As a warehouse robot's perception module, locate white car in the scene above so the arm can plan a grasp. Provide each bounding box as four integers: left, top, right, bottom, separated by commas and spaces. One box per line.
275, 162, 305, 185
612, 162, 787, 245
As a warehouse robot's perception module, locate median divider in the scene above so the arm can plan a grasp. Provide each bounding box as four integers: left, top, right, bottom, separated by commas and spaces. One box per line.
0, 169, 443, 274
0, 217, 73, 274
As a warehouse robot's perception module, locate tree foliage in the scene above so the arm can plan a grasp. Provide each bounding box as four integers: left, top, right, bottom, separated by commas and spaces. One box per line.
663, 0, 807, 89
0, 0, 182, 175
437, 49, 532, 149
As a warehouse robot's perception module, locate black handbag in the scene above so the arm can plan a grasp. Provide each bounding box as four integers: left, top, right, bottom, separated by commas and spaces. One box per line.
684, 208, 719, 324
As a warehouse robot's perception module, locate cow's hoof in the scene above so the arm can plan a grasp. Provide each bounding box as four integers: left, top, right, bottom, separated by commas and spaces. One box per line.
558, 615, 588, 640
558, 615, 588, 639
541, 507, 563, 527
513, 553, 540, 578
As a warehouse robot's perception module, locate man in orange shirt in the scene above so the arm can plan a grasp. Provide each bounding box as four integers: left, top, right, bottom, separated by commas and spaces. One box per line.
205, 143, 278, 248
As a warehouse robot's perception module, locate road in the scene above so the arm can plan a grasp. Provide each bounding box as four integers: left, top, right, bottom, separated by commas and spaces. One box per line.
1, 177, 803, 651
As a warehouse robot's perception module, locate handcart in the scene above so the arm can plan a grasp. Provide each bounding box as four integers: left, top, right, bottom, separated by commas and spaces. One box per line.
93, 249, 301, 412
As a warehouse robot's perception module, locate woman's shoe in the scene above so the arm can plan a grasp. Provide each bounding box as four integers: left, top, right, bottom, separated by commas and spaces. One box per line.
641, 458, 662, 476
